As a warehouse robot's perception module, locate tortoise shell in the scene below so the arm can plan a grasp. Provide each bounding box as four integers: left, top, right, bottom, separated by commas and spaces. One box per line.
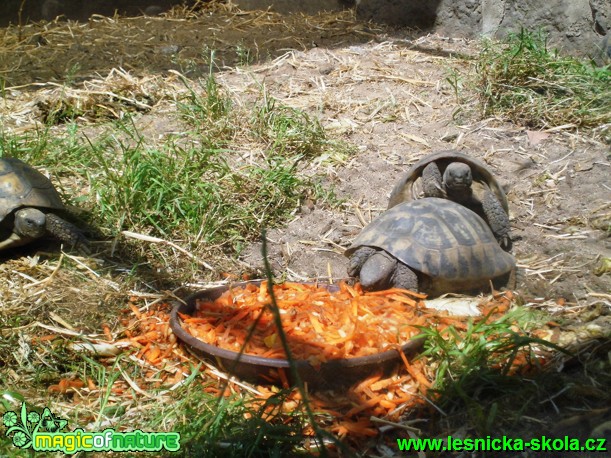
387, 150, 508, 212
345, 198, 515, 285
0, 158, 65, 221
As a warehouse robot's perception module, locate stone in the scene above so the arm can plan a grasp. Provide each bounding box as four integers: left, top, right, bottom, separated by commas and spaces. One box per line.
356, 0, 611, 58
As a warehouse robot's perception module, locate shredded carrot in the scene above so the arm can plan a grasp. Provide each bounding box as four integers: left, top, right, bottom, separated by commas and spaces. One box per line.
101, 323, 113, 341
105, 285, 524, 443
182, 282, 429, 361
128, 303, 142, 319
332, 417, 378, 437
386, 294, 415, 306
365, 287, 427, 299
277, 368, 289, 389
145, 345, 161, 363
48, 379, 85, 394
34, 334, 58, 342
354, 373, 383, 394
397, 347, 431, 392
345, 395, 386, 417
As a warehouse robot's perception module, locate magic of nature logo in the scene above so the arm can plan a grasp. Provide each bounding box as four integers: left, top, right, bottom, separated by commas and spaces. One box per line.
3, 402, 180, 454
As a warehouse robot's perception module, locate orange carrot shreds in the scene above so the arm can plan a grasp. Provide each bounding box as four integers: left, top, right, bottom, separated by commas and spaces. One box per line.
396, 348, 431, 392
345, 395, 387, 417
101, 323, 113, 341
48, 379, 85, 394
128, 303, 143, 319
145, 345, 162, 363
32, 334, 59, 342
388, 294, 417, 306
277, 368, 290, 389
182, 282, 432, 362
435, 316, 468, 330
364, 287, 427, 299
331, 417, 378, 438
353, 373, 383, 395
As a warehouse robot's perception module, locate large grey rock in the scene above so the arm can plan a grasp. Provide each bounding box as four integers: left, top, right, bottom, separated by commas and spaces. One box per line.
358, 0, 610, 57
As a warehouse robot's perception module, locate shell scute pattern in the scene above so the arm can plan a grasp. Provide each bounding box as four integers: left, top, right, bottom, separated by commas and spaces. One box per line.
347, 198, 514, 283
0, 158, 89, 254
0, 158, 64, 220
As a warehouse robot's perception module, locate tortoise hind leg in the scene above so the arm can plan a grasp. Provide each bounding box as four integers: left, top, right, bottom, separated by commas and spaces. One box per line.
45, 213, 90, 254
422, 162, 445, 198
482, 191, 512, 251
493, 266, 520, 292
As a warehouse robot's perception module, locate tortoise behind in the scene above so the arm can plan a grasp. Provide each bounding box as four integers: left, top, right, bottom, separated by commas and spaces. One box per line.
387, 150, 511, 250
0, 158, 89, 253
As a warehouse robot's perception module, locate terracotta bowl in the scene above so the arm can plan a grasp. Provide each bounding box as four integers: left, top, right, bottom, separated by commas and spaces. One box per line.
170, 282, 425, 388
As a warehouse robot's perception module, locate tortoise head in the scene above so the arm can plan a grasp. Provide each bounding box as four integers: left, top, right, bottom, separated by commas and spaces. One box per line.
14, 208, 47, 239
443, 162, 472, 192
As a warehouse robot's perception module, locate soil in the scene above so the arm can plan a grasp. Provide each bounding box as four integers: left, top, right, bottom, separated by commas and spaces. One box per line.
0, 5, 609, 315
234, 41, 611, 305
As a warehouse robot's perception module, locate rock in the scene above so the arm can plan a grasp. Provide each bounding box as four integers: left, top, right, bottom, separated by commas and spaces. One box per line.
599, 34, 611, 59
356, 0, 611, 58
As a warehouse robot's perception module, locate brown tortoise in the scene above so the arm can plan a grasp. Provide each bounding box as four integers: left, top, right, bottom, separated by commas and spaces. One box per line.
345, 198, 517, 296
387, 150, 512, 250
0, 158, 89, 253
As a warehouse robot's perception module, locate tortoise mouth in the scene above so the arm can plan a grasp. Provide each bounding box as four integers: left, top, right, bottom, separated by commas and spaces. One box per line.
446, 181, 471, 190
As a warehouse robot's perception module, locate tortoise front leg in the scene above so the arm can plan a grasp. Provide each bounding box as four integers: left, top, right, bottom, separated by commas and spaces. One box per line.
391, 263, 419, 292
421, 162, 445, 198
358, 250, 397, 291
347, 246, 378, 277
45, 213, 90, 254
481, 191, 512, 251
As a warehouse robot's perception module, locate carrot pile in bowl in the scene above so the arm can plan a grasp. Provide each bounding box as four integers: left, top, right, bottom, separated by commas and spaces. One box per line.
179, 281, 427, 366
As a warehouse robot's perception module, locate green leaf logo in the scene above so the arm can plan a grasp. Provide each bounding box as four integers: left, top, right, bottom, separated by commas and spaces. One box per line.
2, 411, 18, 428
2, 402, 68, 450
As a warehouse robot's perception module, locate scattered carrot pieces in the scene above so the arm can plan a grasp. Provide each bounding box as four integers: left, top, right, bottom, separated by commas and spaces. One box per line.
397, 348, 431, 393
32, 334, 59, 342
101, 323, 113, 341
48, 379, 85, 394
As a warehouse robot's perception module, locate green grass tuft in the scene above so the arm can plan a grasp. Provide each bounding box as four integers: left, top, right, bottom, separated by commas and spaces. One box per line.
418, 307, 551, 391
475, 29, 611, 130
253, 89, 327, 159
0, 74, 344, 256
416, 306, 572, 435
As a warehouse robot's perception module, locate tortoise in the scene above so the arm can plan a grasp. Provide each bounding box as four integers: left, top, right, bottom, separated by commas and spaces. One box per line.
0, 158, 89, 253
387, 150, 512, 251
345, 198, 517, 296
